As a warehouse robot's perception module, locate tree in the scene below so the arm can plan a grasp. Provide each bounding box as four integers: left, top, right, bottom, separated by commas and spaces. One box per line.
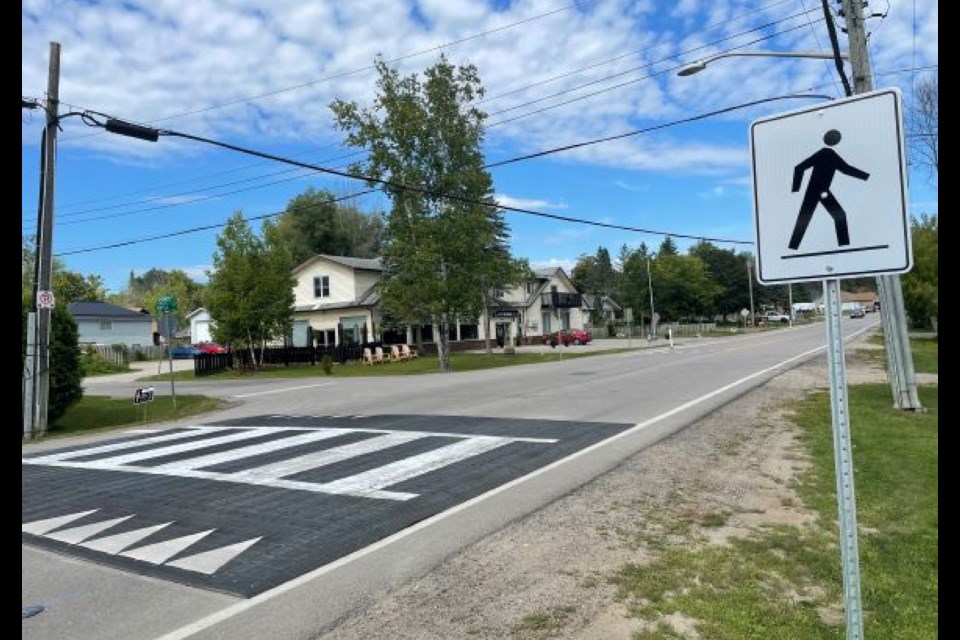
274, 188, 352, 265
331, 55, 516, 371
205, 212, 295, 366
110, 268, 206, 328
53, 269, 107, 304
901, 214, 938, 329
571, 247, 618, 325
908, 75, 938, 183
690, 242, 752, 318
658, 236, 679, 257
23, 295, 83, 427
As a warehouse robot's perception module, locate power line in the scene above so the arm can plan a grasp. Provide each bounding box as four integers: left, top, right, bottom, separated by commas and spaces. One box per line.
31, 11, 814, 225
30, 2, 811, 219
55, 91, 838, 256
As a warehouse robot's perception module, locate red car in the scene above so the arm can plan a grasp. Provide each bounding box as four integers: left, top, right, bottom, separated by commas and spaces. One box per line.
195, 342, 228, 354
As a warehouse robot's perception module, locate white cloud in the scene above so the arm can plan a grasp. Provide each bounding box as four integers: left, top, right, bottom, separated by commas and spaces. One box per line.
21, 0, 936, 180
181, 265, 211, 283
530, 257, 576, 273
495, 193, 567, 210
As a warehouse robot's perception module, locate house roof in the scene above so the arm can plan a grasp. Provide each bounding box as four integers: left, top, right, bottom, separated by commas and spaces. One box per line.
295, 284, 380, 313
67, 301, 153, 320
582, 294, 622, 311
185, 307, 209, 320
292, 254, 382, 275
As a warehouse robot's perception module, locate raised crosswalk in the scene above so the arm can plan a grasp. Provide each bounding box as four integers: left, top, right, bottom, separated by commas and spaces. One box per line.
23, 425, 557, 501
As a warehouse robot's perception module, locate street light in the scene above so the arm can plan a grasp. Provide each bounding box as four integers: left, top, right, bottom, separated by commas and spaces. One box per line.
677, 51, 848, 77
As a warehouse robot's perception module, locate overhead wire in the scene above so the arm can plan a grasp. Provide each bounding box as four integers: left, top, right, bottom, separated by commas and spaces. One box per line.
31, 9, 816, 226
54, 90, 838, 257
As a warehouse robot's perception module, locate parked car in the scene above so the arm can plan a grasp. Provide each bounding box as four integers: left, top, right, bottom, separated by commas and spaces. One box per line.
567, 329, 593, 345
195, 342, 228, 354
849, 306, 866, 319
759, 311, 791, 324
169, 345, 200, 359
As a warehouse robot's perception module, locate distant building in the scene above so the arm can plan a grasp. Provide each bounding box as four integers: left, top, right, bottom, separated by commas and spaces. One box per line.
67, 301, 155, 347
186, 307, 214, 344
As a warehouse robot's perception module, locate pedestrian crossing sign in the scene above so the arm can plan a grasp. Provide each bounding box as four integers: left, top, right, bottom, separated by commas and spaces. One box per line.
750, 88, 912, 283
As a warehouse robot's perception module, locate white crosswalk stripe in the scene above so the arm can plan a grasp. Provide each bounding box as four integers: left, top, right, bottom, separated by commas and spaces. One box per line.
22, 425, 557, 501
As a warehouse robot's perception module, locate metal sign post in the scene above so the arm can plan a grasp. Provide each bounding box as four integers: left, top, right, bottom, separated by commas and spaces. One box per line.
750, 90, 917, 640
155, 295, 178, 409
823, 279, 863, 639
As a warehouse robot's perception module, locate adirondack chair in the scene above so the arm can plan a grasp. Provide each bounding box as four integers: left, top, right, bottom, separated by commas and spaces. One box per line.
362, 348, 375, 365
373, 347, 386, 364
390, 345, 404, 361
401, 344, 418, 359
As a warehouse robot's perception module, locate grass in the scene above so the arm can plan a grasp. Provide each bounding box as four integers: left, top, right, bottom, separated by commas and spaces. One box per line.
611, 385, 938, 639
859, 334, 938, 374
511, 606, 575, 638
139, 347, 636, 382
51, 395, 227, 436
80, 352, 131, 376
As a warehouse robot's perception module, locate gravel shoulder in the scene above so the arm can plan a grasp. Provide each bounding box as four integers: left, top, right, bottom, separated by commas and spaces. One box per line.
318, 330, 929, 639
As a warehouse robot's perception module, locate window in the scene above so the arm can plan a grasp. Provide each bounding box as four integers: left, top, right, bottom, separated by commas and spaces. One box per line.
541, 312, 551, 334
560, 310, 571, 330
459, 324, 478, 340
313, 275, 330, 298
99, 320, 113, 331
526, 281, 537, 294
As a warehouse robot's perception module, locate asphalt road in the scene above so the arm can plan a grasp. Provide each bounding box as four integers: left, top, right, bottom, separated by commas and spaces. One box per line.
22, 320, 878, 640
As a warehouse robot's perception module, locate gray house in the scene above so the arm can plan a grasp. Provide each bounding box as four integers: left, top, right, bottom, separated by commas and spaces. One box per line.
67, 302, 155, 347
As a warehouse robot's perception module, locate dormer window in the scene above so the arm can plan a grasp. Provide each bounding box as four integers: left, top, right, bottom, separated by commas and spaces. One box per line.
313, 275, 330, 298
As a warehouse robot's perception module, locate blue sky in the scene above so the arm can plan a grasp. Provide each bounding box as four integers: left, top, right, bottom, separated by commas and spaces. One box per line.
22, 0, 938, 294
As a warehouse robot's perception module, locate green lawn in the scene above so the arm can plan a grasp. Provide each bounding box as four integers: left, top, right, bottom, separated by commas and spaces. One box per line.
51, 395, 227, 436
861, 334, 938, 374
139, 347, 636, 381
612, 384, 939, 639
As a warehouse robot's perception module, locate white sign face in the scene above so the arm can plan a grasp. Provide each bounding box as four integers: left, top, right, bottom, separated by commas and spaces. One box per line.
751, 89, 912, 283
37, 290, 55, 309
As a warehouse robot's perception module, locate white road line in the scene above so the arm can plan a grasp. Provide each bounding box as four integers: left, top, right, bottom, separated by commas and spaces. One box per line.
80, 428, 273, 466
22, 510, 98, 536
229, 432, 426, 482
234, 383, 335, 399
319, 436, 511, 495
122, 530, 215, 564
165, 537, 263, 575
158, 328, 876, 640
151, 429, 353, 472
46, 515, 132, 544
81, 522, 173, 554
145, 424, 557, 444
24, 427, 233, 463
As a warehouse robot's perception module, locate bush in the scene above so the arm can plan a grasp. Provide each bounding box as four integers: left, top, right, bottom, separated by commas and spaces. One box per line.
22, 300, 84, 427
320, 354, 334, 375
49, 305, 84, 425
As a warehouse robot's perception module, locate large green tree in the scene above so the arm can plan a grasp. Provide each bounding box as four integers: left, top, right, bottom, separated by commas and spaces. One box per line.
205, 212, 295, 366
274, 188, 384, 265
902, 214, 938, 329
22, 238, 106, 304
331, 55, 516, 371
110, 268, 206, 328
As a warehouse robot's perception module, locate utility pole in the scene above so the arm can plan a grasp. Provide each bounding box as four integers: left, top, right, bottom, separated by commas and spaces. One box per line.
841, 0, 921, 411
646, 256, 656, 339
746, 257, 755, 326
27, 42, 61, 439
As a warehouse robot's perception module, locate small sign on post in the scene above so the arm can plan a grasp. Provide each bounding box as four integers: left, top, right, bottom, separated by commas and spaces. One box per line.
133, 387, 155, 404
37, 290, 55, 309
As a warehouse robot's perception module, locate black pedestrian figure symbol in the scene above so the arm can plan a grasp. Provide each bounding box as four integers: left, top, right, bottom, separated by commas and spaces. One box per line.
788, 129, 869, 250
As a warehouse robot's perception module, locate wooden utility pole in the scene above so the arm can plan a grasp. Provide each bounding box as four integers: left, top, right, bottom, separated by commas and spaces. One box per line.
31, 42, 62, 438
840, 0, 921, 411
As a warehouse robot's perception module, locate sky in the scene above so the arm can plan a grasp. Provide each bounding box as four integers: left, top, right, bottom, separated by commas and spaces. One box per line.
22, 0, 938, 295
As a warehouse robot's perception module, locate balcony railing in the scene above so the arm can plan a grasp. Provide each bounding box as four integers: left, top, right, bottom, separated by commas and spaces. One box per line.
541, 292, 582, 308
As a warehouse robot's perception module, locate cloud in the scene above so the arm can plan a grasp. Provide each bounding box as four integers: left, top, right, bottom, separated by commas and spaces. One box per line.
530, 257, 576, 273
698, 185, 726, 199
181, 265, 211, 283
21, 0, 937, 180
495, 193, 567, 210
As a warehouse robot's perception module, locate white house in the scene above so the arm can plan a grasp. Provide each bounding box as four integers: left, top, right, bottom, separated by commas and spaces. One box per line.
291, 255, 383, 347
290, 256, 589, 348
67, 301, 155, 347
186, 307, 213, 344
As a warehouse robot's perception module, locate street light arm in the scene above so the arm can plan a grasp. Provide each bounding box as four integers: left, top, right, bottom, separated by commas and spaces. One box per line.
677, 51, 849, 76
